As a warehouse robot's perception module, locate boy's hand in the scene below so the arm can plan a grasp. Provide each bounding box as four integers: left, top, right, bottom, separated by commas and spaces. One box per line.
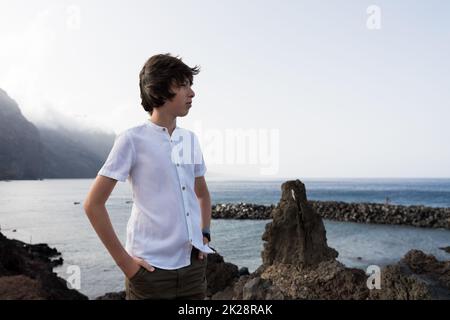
124, 256, 155, 279
198, 236, 209, 260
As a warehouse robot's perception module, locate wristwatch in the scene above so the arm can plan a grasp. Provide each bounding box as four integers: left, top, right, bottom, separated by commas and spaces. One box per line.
202, 232, 211, 242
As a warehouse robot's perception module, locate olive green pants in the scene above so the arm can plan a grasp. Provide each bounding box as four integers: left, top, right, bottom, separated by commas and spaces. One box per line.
125, 247, 207, 300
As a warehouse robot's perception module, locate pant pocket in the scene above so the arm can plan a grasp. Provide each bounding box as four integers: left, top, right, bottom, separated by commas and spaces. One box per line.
129, 266, 146, 282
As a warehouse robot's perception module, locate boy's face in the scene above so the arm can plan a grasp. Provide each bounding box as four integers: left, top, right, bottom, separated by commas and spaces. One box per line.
163, 81, 196, 118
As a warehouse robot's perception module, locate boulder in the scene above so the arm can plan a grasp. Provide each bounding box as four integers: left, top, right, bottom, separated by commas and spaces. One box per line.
95, 291, 126, 300
368, 250, 450, 300
0, 275, 45, 300
439, 246, 450, 254
205, 252, 240, 297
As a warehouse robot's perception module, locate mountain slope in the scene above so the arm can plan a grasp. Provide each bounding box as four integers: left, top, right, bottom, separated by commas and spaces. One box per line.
0, 89, 115, 179
0, 89, 43, 180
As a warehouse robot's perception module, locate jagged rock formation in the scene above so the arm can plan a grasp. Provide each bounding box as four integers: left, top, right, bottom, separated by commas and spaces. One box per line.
211, 180, 368, 299
261, 180, 338, 266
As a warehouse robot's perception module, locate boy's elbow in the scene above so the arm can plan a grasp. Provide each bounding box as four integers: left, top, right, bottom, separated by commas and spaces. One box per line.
83, 200, 92, 214
83, 198, 99, 215
196, 190, 211, 201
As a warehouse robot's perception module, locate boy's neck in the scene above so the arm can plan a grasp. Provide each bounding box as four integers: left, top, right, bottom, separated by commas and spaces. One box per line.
150, 112, 177, 135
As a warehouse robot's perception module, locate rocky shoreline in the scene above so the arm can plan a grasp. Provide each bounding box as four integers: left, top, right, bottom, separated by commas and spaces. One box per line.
212, 201, 450, 229
0, 232, 88, 300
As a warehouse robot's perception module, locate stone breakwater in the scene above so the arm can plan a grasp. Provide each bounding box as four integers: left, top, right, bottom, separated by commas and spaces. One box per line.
212, 201, 450, 229
212, 203, 275, 220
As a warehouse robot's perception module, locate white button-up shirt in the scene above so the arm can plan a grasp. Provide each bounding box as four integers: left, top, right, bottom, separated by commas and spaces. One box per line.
98, 119, 214, 270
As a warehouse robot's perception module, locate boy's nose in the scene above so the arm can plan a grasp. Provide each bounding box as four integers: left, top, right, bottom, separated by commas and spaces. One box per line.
189, 88, 195, 98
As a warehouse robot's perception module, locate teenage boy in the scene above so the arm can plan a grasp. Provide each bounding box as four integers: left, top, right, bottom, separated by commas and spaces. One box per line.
84, 53, 213, 300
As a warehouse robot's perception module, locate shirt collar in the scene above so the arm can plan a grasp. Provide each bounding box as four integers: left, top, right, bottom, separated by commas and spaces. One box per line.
145, 119, 178, 133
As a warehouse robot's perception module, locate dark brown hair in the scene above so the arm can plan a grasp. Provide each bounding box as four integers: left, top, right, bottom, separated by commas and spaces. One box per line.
139, 53, 200, 114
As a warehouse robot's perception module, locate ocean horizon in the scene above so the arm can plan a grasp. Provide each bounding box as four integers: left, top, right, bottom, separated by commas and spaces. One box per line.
206, 177, 450, 208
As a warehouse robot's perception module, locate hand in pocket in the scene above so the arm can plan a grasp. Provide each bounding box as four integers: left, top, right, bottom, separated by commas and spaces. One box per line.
125, 256, 155, 280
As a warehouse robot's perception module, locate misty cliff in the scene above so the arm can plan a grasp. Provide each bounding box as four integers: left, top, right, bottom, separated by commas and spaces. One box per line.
0, 89, 115, 180
0, 88, 43, 180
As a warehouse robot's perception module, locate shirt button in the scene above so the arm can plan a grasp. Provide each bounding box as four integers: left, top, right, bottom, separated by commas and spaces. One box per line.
176, 163, 180, 167
182, 186, 186, 191
186, 212, 189, 216
162, 128, 166, 131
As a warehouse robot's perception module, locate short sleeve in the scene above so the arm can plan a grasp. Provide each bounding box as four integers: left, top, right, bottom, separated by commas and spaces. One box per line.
193, 132, 207, 178
98, 131, 135, 182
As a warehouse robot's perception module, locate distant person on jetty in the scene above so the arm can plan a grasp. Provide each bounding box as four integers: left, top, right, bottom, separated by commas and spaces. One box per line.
84, 53, 213, 300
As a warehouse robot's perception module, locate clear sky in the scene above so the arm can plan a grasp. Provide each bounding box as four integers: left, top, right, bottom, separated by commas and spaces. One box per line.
1, 0, 449, 178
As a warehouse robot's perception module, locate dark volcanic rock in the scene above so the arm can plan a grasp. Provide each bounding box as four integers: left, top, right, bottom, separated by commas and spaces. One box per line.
369, 250, 450, 300
261, 180, 338, 266
96, 291, 126, 300
402, 250, 450, 290
205, 252, 240, 297
223, 266, 285, 300
239, 267, 250, 276
440, 246, 450, 254
240, 276, 285, 300
0, 275, 45, 300
368, 264, 431, 300
0, 232, 88, 300
259, 261, 369, 300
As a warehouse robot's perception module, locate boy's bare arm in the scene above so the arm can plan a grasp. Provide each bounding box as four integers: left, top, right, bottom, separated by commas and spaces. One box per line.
194, 176, 211, 240
83, 176, 154, 278
194, 176, 212, 260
